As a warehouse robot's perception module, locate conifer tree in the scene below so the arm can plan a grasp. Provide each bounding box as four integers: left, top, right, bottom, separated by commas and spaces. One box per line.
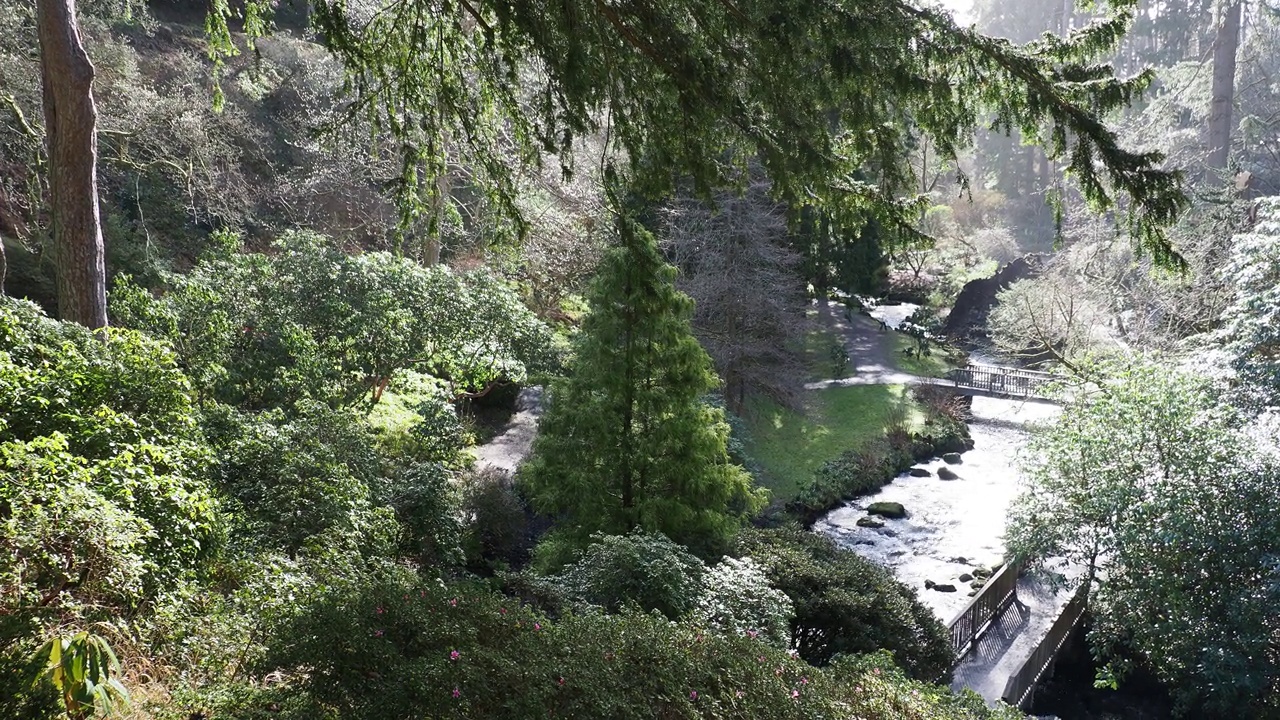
524, 214, 763, 558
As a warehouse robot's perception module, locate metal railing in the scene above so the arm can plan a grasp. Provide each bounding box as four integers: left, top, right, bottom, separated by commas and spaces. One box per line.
1000, 583, 1090, 709
949, 364, 1055, 399
947, 561, 1022, 660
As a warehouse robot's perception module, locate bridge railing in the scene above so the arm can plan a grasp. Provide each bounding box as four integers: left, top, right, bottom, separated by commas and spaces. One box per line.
1000, 582, 1090, 709
948, 364, 1055, 398
947, 561, 1022, 660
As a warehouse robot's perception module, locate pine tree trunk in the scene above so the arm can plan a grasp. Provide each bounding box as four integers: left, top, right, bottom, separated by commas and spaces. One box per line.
1207, 0, 1242, 172
37, 0, 107, 330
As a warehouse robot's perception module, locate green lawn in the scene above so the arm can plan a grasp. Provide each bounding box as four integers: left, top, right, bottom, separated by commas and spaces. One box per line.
742, 384, 924, 503
888, 331, 966, 378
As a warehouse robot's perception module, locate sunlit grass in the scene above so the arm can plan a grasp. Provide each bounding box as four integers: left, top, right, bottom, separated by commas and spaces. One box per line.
742, 385, 924, 502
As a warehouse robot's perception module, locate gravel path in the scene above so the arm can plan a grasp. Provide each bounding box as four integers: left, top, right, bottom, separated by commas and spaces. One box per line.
470, 386, 544, 474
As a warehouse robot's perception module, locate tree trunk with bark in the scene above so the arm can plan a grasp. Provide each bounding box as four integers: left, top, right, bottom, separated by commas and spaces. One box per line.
37, 0, 107, 329
1207, 0, 1242, 172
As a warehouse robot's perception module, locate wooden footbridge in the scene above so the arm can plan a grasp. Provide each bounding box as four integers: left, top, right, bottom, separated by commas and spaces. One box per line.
945, 364, 1058, 401
946, 561, 1089, 710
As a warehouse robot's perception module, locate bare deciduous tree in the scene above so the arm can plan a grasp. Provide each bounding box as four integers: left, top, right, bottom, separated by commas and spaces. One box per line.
659, 177, 808, 412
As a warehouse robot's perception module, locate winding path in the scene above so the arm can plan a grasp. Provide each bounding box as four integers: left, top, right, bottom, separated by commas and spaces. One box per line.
469, 386, 544, 473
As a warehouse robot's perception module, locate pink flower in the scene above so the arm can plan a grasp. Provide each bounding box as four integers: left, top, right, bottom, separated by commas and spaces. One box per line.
801, 677, 809, 685
373, 630, 383, 637
375, 606, 384, 615
449, 598, 458, 607
757, 656, 766, 663
500, 607, 507, 615
450, 650, 460, 661
452, 687, 461, 699
872, 667, 881, 676
690, 691, 698, 701
791, 689, 800, 700
735, 691, 745, 699
746, 629, 759, 639
420, 590, 426, 597
534, 623, 542, 631
558, 677, 566, 686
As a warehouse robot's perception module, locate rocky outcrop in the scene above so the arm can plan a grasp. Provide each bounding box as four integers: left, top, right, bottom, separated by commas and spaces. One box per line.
943, 253, 1046, 345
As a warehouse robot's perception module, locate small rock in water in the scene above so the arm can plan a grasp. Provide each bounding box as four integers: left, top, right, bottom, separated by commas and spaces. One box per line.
958, 573, 973, 583
856, 515, 885, 529
937, 466, 961, 480
889, 550, 907, 558
949, 556, 969, 565
963, 438, 976, 451
967, 589, 979, 597
854, 539, 875, 546
908, 467, 932, 477
942, 452, 963, 465
932, 583, 958, 593
970, 579, 987, 590
925, 579, 936, 589
867, 501, 907, 519
973, 566, 992, 580
879, 528, 898, 537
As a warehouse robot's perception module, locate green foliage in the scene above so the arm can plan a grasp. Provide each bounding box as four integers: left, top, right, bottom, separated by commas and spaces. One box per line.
524, 217, 763, 558
553, 531, 707, 620
213, 0, 1186, 263
793, 439, 915, 517
459, 468, 531, 572
256, 571, 1018, 720
1217, 197, 1280, 411
695, 556, 795, 650
111, 232, 554, 411
1008, 360, 1280, 715
207, 402, 379, 555
30, 632, 129, 720
736, 528, 954, 683
0, 298, 218, 616
384, 462, 464, 569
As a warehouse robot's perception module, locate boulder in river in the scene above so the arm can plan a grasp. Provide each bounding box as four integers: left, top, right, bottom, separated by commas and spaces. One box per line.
941, 452, 963, 465
949, 556, 969, 565
925, 579, 936, 589
970, 579, 987, 590
867, 501, 907, 519
932, 583, 958, 593
937, 466, 961, 480
959, 573, 973, 583
908, 467, 932, 477
973, 566, 992, 580
856, 515, 885, 529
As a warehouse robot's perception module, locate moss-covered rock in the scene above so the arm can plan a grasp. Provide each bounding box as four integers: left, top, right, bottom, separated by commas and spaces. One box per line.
867, 501, 907, 519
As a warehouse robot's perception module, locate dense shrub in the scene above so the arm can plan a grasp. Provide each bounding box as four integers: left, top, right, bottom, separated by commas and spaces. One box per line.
735, 528, 954, 683
552, 531, 707, 619
696, 557, 794, 649
246, 571, 1017, 720
460, 467, 532, 572
111, 232, 555, 411
208, 402, 381, 554
385, 462, 464, 568
0, 299, 219, 615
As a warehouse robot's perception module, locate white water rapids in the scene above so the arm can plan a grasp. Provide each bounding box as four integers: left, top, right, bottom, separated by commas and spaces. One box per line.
814, 395, 1060, 622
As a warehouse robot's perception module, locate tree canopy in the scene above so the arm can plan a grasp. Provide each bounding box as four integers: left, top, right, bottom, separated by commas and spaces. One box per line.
211, 0, 1187, 263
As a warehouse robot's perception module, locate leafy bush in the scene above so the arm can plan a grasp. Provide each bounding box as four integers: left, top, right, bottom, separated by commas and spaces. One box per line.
0, 298, 219, 615
735, 528, 954, 682
696, 557, 794, 649
792, 438, 911, 516
460, 467, 532, 572
552, 531, 706, 619
209, 402, 378, 554
250, 571, 1017, 720
111, 232, 555, 411
384, 462, 464, 568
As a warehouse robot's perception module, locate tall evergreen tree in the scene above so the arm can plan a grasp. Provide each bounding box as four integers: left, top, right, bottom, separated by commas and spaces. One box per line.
524, 214, 763, 558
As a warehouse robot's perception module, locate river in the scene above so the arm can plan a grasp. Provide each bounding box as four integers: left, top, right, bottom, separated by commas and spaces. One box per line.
814, 395, 1059, 622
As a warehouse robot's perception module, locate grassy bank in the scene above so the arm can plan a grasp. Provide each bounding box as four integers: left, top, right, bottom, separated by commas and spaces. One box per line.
742, 384, 924, 503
